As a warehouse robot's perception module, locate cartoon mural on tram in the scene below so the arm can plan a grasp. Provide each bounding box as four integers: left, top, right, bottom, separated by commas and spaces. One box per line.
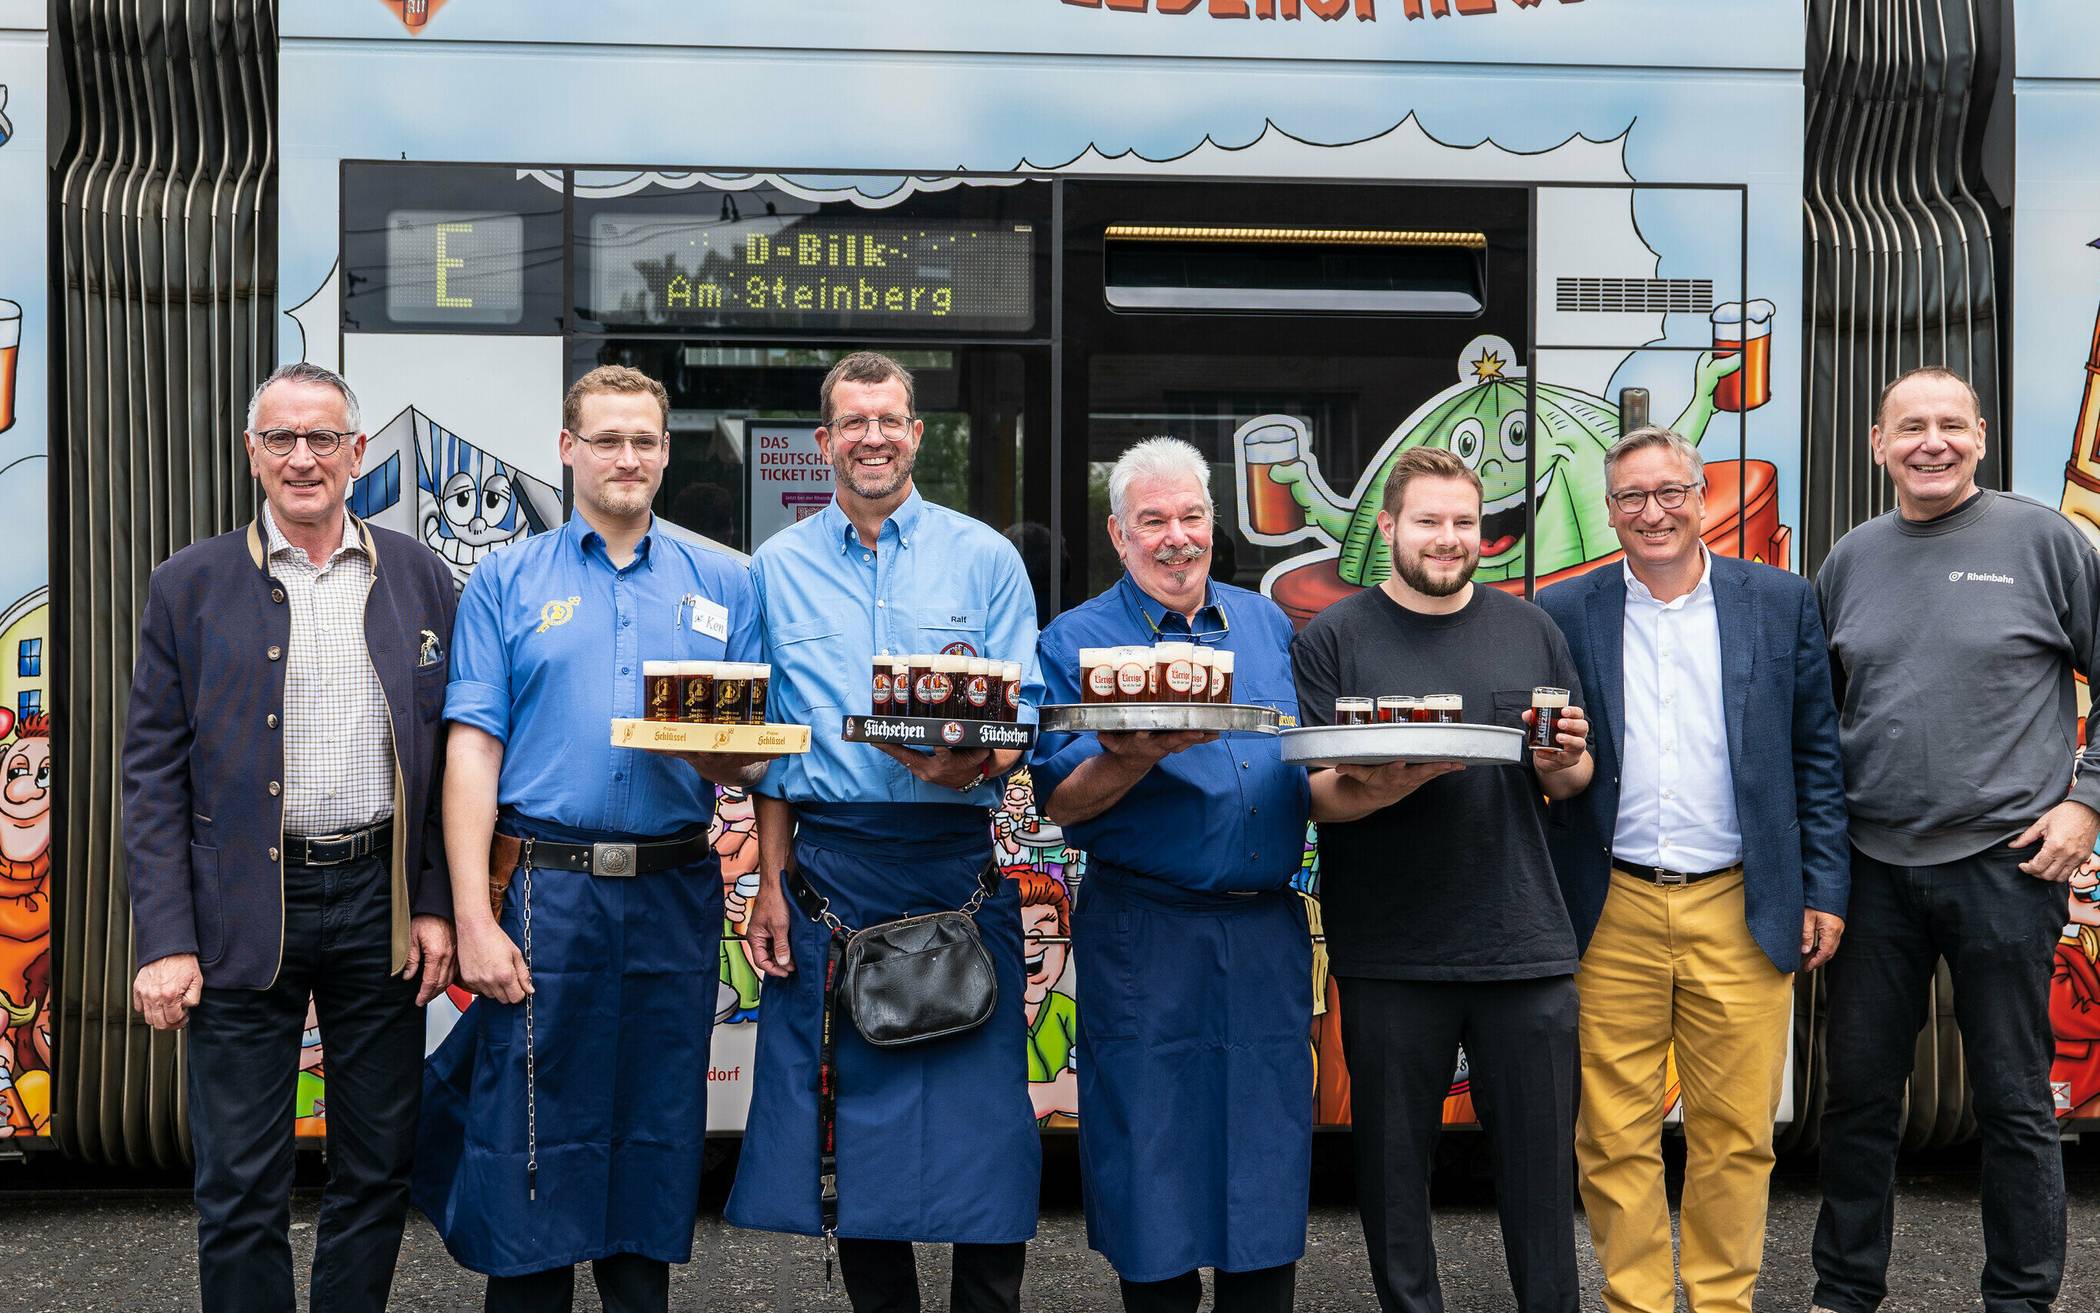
274, 0, 1809, 1138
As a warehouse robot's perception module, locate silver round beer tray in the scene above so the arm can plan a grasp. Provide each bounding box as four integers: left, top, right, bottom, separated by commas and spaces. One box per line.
1036, 702, 1281, 735
1279, 722, 1525, 767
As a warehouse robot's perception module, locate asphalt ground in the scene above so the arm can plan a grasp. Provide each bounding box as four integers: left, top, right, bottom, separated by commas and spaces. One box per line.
6, 1138, 2100, 1311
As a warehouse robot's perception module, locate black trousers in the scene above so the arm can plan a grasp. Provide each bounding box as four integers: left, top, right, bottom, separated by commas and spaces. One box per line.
1336, 975, 1579, 1313
483, 1255, 668, 1313
837, 1237, 1026, 1313
1119, 1263, 1297, 1313
186, 855, 422, 1313
1813, 845, 2068, 1313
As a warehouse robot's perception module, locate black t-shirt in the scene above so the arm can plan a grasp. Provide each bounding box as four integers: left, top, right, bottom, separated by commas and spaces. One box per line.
1292, 584, 1585, 981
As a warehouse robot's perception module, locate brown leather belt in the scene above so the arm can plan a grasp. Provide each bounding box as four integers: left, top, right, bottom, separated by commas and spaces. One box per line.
1614, 859, 1740, 886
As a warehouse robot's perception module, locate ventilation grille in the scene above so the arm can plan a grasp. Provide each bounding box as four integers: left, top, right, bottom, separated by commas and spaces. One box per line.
1800, 0, 2010, 574
50, 0, 278, 1167
1553, 277, 1715, 314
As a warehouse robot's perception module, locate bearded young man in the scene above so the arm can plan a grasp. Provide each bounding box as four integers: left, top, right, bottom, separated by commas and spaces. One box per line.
1291, 445, 1593, 1313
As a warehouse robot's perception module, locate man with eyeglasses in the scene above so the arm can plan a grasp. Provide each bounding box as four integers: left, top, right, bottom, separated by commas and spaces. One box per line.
1028, 436, 1312, 1313
1535, 425, 1847, 1313
1808, 367, 2096, 1313
123, 361, 459, 1313
412, 364, 770, 1313
727, 350, 1042, 1313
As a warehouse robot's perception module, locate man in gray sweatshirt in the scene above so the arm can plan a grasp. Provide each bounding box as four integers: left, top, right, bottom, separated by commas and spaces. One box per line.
1810, 367, 2094, 1313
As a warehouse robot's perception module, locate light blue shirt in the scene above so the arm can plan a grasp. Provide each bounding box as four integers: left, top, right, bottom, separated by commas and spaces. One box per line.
752, 488, 1040, 807
445, 514, 761, 835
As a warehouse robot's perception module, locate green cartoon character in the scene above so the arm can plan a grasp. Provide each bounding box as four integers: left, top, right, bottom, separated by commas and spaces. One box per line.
1239, 335, 1745, 610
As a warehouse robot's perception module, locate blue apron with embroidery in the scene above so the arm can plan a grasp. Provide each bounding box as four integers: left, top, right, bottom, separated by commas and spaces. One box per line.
724, 803, 1040, 1243
413, 812, 723, 1276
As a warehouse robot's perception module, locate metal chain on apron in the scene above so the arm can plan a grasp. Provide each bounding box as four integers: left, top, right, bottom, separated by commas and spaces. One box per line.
521, 837, 538, 1202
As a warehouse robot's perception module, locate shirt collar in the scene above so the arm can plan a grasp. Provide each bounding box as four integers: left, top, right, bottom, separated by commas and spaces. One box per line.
819, 486, 926, 555
568, 511, 658, 570
261, 503, 359, 564
1622, 546, 1712, 610
1117, 572, 1228, 638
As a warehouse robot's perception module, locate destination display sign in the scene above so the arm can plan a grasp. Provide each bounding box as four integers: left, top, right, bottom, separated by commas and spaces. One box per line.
583, 213, 1037, 332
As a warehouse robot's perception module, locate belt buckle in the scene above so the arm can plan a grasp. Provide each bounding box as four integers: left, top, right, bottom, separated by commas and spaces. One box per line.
592, 842, 638, 877
1655, 867, 1688, 885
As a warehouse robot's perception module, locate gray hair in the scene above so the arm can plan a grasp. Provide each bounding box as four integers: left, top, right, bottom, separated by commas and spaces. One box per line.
1603, 425, 1704, 490
247, 361, 362, 433
1108, 437, 1214, 521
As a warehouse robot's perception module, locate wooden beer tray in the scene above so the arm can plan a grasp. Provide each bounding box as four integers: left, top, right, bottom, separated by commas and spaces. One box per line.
610, 719, 812, 754
1278, 722, 1523, 767
841, 715, 1039, 751
1036, 703, 1281, 735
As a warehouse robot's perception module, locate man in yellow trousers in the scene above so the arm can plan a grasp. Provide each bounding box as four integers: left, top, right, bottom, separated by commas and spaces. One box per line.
1537, 426, 1850, 1313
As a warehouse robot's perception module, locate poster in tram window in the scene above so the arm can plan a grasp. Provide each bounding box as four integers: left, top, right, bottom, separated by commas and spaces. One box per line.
747, 423, 833, 550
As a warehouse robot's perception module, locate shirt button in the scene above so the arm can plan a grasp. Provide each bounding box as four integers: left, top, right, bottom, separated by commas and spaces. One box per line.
621, 617, 630, 627
268, 846, 280, 862
877, 599, 886, 608
267, 645, 282, 661
615, 773, 625, 782
863, 553, 872, 562
271, 588, 285, 604
1241, 761, 1250, 770
268, 781, 281, 796
620, 667, 630, 676
1249, 806, 1258, 815
267, 714, 278, 729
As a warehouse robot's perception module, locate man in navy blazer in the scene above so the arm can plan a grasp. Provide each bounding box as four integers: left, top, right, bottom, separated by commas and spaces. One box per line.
1538, 427, 1847, 1313
122, 362, 458, 1313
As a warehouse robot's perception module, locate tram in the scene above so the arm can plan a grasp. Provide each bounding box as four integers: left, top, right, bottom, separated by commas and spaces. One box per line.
5, 0, 2098, 1170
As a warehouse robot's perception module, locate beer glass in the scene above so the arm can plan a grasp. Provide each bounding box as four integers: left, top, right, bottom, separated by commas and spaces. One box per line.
1211, 649, 1235, 703
0, 300, 19, 435
1711, 300, 1776, 412
679, 661, 715, 723
747, 664, 772, 724
1426, 694, 1463, 724
1080, 648, 1114, 705
1155, 642, 1197, 704
1376, 696, 1411, 724
644, 661, 679, 722
1002, 662, 1022, 720
1334, 697, 1375, 726
872, 655, 895, 714
713, 664, 751, 725
1529, 686, 1569, 751
1240, 418, 1310, 537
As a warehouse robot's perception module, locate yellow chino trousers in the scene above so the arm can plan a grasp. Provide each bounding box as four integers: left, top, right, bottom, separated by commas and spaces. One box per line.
1574, 868, 1793, 1313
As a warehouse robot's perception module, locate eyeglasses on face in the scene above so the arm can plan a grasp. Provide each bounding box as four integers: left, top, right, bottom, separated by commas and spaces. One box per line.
826, 413, 916, 442
573, 431, 667, 458
1606, 482, 1702, 515
254, 429, 352, 458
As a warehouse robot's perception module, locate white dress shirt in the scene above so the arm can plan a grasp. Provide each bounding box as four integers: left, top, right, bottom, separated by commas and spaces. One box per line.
265, 505, 395, 834
1612, 550, 1742, 871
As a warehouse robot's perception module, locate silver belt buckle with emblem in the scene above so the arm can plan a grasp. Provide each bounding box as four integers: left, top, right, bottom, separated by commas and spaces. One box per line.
1656, 867, 1688, 885
592, 842, 638, 877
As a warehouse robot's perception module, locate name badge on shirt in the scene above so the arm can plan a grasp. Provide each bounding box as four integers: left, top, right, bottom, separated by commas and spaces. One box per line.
689, 596, 730, 642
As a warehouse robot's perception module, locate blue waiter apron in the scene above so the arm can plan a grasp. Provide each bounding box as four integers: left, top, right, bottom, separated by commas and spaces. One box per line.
725, 803, 1040, 1244
1074, 863, 1313, 1280
413, 810, 724, 1275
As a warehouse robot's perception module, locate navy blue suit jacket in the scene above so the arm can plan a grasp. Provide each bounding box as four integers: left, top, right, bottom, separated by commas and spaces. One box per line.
1538, 556, 1849, 971
122, 517, 457, 990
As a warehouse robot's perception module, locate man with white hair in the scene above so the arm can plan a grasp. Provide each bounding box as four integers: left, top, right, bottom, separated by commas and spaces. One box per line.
1030, 437, 1312, 1313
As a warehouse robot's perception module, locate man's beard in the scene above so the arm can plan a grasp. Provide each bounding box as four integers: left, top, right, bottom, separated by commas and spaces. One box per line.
588, 479, 654, 520
1152, 541, 1208, 586
1391, 537, 1477, 597
831, 441, 914, 501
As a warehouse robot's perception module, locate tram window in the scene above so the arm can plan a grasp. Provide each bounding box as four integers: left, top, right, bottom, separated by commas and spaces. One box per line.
1104, 226, 1485, 316
572, 342, 1044, 560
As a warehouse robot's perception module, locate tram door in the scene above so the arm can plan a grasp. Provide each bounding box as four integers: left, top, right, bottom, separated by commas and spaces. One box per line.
1059, 179, 1534, 620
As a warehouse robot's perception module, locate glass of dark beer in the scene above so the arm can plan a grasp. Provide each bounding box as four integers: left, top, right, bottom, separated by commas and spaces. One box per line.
1530, 686, 1569, 752
644, 662, 679, 722
1334, 697, 1375, 726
